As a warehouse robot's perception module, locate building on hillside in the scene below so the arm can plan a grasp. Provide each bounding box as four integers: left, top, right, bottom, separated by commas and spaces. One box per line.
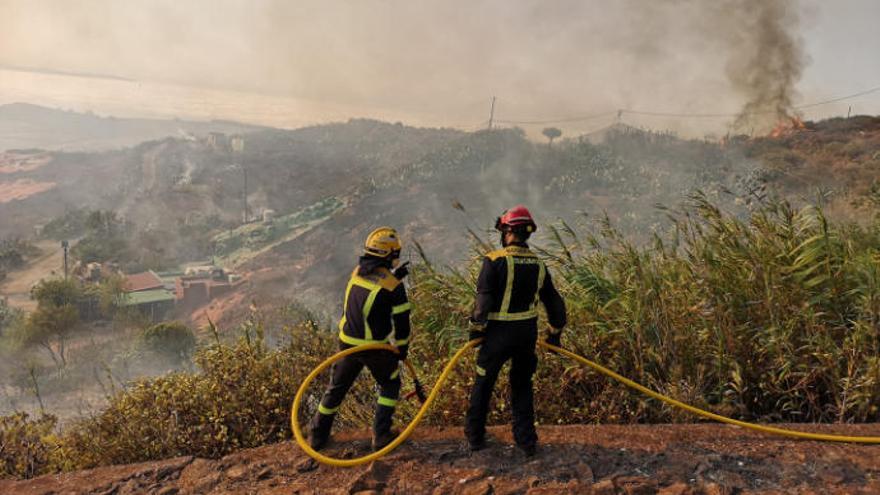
124, 271, 164, 292
206, 132, 229, 151
122, 270, 175, 322
120, 289, 175, 323
176, 266, 244, 310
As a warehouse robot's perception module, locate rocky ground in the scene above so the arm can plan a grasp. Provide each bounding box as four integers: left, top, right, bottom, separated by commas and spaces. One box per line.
4, 424, 880, 494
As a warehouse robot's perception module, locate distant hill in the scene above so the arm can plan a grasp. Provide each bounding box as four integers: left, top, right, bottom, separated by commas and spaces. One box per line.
1, 113, 878, 320
0, 102, 266, 152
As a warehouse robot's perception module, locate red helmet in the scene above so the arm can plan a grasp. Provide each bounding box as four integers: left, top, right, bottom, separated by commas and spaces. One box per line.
495, 205, 537, 234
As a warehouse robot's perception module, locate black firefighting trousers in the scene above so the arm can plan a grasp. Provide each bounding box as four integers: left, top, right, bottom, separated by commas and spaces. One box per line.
464, 322, 539, 448
310, 343, 401, 439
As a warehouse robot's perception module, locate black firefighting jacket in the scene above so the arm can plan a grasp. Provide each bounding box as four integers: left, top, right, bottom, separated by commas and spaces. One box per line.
338, 256, 412, 347
471, 244, 566, 330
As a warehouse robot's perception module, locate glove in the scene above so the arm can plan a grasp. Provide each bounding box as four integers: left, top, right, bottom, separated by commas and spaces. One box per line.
468, 316, 486, 346
396, 344, 409, 362
544, 330, 562, 349
392, 261, 410, 280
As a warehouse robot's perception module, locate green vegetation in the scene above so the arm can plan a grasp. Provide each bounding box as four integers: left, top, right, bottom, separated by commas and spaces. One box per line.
0, 299, 22, 340
0, 238, 39, 281
2, 117, 880, 478
70, 211, 128, 264
54, 319, 331, 469
40, 208, 91, 240
419, 194, 880, 425
4, 197, 880, 478
0, 413, 58, 479
139, 322, 196, 364
542, 126, 562, 146
212, 196, 344, 265
17, 279, 83, 368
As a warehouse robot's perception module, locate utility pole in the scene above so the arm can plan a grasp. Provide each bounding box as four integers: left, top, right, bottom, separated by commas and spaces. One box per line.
61, 240, 69, 279
231, 135, 247, 224
847, 106, 852, 119
487, 96, 496, 130
243, 166, 249, 223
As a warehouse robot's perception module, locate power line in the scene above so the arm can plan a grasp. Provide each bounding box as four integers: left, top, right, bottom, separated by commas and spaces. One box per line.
496, 110, 617, 125
795, 84, 880, 109
493, 83, 880, 125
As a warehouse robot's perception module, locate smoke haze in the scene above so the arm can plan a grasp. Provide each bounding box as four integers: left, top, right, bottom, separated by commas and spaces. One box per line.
0, 0, 820, 135
0, 1, 877, 135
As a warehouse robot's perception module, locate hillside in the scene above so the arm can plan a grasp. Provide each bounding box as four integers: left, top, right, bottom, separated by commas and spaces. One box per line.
4, 424, 880, 494
0, 103, 265, 152
2, 115, 879, 321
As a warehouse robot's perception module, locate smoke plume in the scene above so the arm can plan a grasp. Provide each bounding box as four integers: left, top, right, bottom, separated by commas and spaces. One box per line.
724, 0, 807, 131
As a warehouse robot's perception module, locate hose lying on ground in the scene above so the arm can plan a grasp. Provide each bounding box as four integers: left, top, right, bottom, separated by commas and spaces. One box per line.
291, 339, 880, 467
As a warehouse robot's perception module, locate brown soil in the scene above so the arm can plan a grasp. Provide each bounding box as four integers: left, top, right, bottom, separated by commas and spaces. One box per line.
0, 178, 56, 203
5, 424, 880, 494
0, 240, 63, 311
0, 152, 51, 174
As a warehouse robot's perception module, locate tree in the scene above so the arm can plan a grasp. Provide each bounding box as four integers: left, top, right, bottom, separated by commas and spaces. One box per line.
140, 322, 197, 364
98, 274, 126, 317
0, 298, 23, 340
21, 279, 82, 367
71, 210, 128, 264
542, 127, 562, 147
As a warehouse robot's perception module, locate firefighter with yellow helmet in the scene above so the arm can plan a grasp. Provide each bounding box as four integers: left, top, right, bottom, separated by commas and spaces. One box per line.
308, 227, 412, 451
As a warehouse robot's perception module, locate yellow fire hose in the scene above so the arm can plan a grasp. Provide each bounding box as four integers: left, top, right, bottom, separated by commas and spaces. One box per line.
291, 339, 880, 467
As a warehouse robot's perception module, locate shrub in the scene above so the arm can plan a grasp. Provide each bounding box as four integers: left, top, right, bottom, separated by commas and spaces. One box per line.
139, 322, 197, 364
7, 197, 880, 477
0, 413, 58, 479
55, 320, 332, 469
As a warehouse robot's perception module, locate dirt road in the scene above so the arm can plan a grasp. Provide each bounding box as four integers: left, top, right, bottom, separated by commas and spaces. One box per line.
4, 424, 880, 494
0, 240, 64, 311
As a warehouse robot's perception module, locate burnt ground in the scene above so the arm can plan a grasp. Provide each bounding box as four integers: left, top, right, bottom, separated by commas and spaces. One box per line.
3, 424, 880, 494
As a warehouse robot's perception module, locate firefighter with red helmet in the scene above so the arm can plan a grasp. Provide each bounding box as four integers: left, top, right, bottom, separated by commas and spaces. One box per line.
308, 227, 412, 452
465, 205, 567, 456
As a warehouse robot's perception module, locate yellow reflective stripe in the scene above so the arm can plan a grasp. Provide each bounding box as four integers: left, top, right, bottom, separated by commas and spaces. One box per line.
351, 279, 380, 290
476, 364, 486, 376
534, 261, 546, 308
377, 396, 397, 407
338, 330, 389, 346
363, 286, 380, 340
338, 276, 356, 332
499, 256, 515, 314
488, 255, 544, 322
504, 246, 536, 257
390, 367, 400, 379
487, 309, 539, 321
392, 302, 412, 315
318, 404, 339, 415
393, 335, 409, 346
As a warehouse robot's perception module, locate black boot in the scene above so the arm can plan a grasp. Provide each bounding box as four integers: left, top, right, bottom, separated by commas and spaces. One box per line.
518, 443, 537, 457
372, 404, 397, 451
468, 436, 488, 452
308, 412, 334, 450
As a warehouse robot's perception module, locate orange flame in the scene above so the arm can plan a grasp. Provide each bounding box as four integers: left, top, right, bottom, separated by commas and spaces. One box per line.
769, 116, 806, 138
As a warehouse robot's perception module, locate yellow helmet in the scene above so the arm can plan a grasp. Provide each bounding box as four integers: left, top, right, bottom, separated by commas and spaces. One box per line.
364, 227, 402, 258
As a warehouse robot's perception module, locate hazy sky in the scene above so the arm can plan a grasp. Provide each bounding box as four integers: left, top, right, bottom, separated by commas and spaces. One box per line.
1, 0, 878, 136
